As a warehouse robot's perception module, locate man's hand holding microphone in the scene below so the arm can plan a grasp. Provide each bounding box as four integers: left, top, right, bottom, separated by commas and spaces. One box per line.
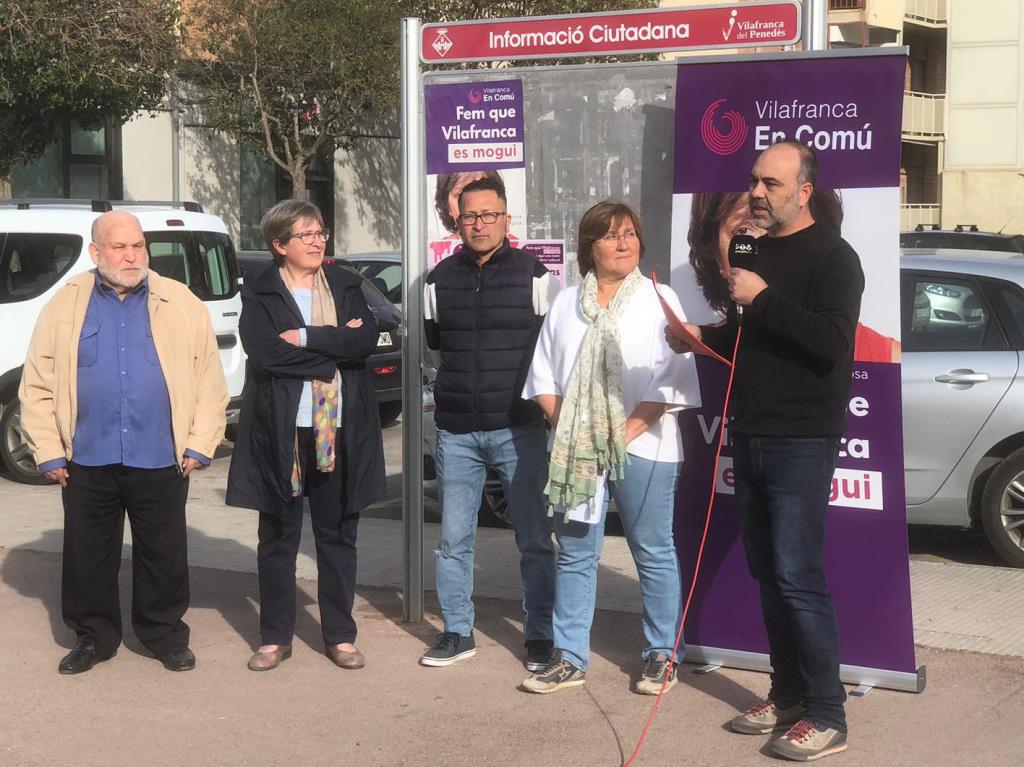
664, 233, 765, 356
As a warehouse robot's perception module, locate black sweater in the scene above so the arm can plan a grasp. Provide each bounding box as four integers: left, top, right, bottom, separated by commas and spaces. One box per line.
701, 223, 864, 437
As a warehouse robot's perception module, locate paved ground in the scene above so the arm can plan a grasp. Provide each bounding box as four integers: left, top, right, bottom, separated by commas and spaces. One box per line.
2, 421, 1024, 766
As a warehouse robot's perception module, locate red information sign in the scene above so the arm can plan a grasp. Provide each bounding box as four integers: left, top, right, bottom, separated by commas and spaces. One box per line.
421, 2, 802, 63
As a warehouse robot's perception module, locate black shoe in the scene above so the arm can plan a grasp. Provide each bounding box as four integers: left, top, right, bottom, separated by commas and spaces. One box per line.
155, 646, 196, 672
419, 631, 476, 667
525, 639, 554, 672
58, 640, 114, 675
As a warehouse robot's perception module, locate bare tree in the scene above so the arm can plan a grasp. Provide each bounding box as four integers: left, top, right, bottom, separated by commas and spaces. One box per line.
182, 0, 403, 198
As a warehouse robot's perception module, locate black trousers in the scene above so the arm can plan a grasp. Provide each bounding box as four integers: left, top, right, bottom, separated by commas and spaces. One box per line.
257, 428, 360, 646
61, 462, 190, 657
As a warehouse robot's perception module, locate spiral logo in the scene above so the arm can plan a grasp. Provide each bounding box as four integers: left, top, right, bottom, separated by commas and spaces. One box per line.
700, 99, 748, 156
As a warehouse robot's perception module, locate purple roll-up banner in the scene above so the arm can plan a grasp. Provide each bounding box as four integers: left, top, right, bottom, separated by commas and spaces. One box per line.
670, 53, 923, 691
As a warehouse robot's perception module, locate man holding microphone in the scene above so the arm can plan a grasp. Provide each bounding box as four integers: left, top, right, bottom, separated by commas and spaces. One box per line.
669, 140, 863, 761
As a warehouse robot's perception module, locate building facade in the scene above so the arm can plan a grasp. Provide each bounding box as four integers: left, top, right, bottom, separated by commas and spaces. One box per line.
8, 104, 401, 257
664, 0, 1024, 235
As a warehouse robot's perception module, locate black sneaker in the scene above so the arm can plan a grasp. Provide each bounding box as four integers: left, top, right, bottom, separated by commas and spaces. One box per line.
521, 652, 586, 694
419, 631, 476, 667
525, 639, 554, 672
636, 652, 676, 695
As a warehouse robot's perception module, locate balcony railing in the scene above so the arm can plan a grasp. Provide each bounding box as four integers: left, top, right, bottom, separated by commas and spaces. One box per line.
903, 91, 945, 139
905, 0, 947, 25
901, 205, 941, 233
829, 0, 863, 9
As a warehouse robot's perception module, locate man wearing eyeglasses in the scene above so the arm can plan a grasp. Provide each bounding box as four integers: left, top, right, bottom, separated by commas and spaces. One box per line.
421, 176, 559, 671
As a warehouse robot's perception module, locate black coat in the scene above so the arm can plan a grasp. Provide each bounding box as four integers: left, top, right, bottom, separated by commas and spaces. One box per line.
226, 264, 386, 516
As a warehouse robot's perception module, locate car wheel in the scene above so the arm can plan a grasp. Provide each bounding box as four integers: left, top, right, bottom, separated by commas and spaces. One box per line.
379, 401, 402, 426
478, 480, 512, 528
0, 401, 51, 485
979, 447, 1024, 568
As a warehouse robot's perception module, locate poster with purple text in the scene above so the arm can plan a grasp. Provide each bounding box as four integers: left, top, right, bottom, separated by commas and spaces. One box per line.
425, 79, 527, 267
669, 53, 921, 689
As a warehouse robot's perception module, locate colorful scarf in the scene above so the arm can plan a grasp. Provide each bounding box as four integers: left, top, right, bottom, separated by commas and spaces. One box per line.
545, 267, 644, 512
281, 266, 341, 496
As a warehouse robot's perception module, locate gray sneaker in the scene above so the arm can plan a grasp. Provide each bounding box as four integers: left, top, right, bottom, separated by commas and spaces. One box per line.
521, 653, 586, 694
730, 699, 806, 735
772, 719, 848, 761
636, 652, 676, 695
419, 632, 476, 667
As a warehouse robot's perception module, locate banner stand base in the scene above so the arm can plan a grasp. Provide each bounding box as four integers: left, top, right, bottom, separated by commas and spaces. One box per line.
692, 663, 722, 675
850, 684, 874, 697
684, 645, 927, 694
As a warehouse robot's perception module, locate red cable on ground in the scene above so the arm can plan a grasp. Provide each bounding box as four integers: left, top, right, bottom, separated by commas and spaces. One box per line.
622, 326, 743, 767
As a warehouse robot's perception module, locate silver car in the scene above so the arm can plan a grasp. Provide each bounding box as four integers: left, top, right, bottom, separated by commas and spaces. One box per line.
902, 251, 1024, 567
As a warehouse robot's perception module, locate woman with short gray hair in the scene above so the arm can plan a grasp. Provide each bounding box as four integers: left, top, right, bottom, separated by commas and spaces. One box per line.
227, 200, 386, 672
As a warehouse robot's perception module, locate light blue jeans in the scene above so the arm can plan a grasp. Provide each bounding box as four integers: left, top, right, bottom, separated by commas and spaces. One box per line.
435, 421, 554, 641
553, 455, 682, 671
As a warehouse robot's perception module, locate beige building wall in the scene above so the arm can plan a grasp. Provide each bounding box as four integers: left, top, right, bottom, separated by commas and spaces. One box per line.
182, 125, 242, 240
119, 106, 398, 253
120, 111, 175, 202
941, 0, 1024, 232
333, 137, 402, 255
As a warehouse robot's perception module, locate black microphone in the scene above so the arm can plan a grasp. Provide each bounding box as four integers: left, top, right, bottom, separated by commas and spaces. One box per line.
728, 234, 758, 325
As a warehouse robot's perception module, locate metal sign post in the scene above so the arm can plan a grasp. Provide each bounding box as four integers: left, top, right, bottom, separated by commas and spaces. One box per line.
803, 0, 829, 51
400, 16, 425, 623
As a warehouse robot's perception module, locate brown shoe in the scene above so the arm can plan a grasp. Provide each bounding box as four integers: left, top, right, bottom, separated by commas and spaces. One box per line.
772, 719, 848, 761
247, 645, 292, 671
325, 644, 365, 669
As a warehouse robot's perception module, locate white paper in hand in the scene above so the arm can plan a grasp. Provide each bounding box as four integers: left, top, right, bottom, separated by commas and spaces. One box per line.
561, 472, 608, 525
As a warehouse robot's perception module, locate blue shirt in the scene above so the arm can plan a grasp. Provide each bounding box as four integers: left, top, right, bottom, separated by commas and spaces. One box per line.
37, 274, 209, 473
292, 287, 314, 428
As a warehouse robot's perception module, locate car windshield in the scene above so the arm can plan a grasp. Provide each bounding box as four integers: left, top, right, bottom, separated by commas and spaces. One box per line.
900, 232, 1024, 253
350, 259, 402, 305
146, 231, 240, 300
0, 232, 82, 303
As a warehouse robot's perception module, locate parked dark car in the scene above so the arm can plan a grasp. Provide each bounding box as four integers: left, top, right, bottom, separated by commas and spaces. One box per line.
342, 252, 403, 310
236, 251, 404, 425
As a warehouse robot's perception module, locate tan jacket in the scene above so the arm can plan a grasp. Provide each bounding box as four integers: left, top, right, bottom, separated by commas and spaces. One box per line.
19, 270, 228, 467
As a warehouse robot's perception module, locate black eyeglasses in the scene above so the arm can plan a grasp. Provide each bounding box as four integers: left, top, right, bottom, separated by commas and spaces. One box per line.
458, 212, 506, 226
284, 229, 331, 244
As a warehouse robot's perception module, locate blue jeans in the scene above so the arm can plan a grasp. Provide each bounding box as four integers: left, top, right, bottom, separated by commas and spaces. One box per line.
733, 435, 847, 733
553, 455, 681, 671
434, 421, 554, 641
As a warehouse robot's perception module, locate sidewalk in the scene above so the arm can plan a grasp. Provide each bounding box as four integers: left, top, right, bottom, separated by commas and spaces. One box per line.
2, 459, 1024, 766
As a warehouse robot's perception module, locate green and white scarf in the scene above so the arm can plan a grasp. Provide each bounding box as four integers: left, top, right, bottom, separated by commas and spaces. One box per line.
545, 267, 645, 512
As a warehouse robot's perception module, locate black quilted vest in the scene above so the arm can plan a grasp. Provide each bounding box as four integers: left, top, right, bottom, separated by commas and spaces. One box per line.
431, 245, 545, 433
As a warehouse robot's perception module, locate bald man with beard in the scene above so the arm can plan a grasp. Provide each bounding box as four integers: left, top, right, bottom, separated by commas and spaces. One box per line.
20, 211, 228, 675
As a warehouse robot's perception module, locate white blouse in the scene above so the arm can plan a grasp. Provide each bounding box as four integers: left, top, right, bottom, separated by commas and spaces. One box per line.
524, 277, 701, 463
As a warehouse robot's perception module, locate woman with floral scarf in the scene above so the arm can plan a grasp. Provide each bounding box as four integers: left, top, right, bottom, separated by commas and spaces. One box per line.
227, 200, 385, 673
521, 201, 700, 695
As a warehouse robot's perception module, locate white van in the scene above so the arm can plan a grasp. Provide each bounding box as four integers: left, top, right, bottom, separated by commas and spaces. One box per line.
0, 200, 244, 483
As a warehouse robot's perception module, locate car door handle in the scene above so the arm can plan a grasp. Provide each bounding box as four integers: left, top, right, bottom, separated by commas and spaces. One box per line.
934, 370, 989, 384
